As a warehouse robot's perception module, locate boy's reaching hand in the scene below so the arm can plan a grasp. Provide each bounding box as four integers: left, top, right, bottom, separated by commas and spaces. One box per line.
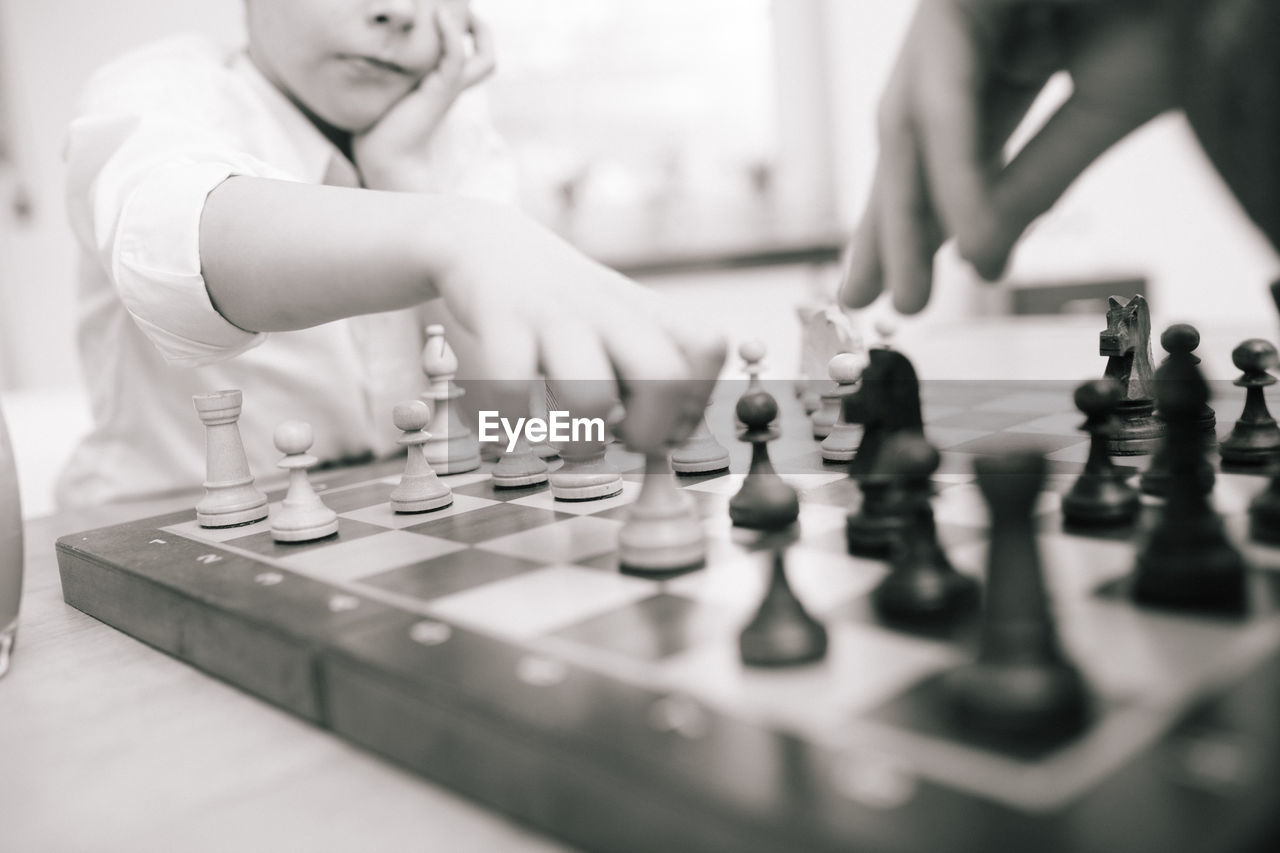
436, 203, 729, 454
354, 6, 496, 191
840, 0, 1179, 316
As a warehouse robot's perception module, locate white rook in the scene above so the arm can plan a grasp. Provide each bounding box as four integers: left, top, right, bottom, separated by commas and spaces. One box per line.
193, 390, 268, 528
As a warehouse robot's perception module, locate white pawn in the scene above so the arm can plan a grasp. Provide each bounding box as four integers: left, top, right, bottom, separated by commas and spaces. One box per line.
672, 400, 730, 474
193, 390, 268, 528
619, 451, 706, 573
874, 315, 899, 349
529, 380, 560, 460
270, 421, 339, 542
820, 353, 866, 462
391, 400, 453, 513
735, 339, 769, 430
492, 429, 550, 489
422, 324, 481, 474
741, 339, 767, 391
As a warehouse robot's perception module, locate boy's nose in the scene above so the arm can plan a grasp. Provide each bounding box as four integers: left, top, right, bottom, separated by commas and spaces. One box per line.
366, 0, 417, 33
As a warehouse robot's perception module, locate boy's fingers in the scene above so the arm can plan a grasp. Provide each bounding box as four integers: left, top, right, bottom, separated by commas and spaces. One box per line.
462, 15, 497, 88
536, 321, 618, 421
602, 314, 700, 452
434, 6, 468, 81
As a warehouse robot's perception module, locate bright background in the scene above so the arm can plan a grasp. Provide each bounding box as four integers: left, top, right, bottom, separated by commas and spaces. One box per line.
2, 0, 1279, 514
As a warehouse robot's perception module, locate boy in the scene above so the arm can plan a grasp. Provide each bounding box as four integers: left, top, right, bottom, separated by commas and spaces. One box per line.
841, 0, 1280, 316
57, 0, 725, 506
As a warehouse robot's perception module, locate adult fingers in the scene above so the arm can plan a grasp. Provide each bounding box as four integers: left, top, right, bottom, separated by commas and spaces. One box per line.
876, 118, 943, 316
913, 0, 994, 257
837, 183, 885, 310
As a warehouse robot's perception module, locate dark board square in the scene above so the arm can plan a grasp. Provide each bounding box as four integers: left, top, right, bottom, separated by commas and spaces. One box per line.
403, 502, 570, 544
226, 517, 388, 557
929, 410, 1044, 431
452, 479, 551, 502
550, 593, 735, 661
319, 481, 396, 513
949, 432, 1086, 457
830, 587, 982, 647
865, 671, 1099, 763
1094, 570, 1280, 622
362, 548, 544, 600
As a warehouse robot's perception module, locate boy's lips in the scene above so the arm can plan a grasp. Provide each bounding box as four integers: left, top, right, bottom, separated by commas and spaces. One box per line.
338, 54, 416, 76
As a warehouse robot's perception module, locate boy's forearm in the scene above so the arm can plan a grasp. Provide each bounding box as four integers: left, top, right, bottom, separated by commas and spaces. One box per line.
199, 176, 485, 332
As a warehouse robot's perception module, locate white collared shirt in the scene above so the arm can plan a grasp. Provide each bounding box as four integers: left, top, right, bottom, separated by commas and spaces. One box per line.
56, 34, 514, 507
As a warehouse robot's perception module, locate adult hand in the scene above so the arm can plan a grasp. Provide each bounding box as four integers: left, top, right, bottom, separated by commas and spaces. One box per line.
840, 0, 1179, 315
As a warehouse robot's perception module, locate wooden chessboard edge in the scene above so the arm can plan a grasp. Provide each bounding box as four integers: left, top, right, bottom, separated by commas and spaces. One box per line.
321, 652, 856, 853
56, 544, 326, 721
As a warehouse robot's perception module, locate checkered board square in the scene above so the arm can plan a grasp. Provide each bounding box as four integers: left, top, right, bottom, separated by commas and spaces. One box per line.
55, 381, 1280, 853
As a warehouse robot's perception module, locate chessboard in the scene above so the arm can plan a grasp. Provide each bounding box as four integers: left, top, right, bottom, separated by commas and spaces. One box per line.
56, 379, 1280, 853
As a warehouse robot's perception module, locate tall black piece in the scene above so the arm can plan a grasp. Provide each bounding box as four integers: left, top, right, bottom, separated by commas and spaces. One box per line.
844, 348, 925, 556
1133, 357, 1247, 614
1063, 379, 1141, 527
947, 452, 1088, 738
871, 434, 979, 625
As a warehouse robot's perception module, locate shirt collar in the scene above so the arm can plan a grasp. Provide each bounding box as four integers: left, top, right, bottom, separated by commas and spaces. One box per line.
227, 51, 354, 184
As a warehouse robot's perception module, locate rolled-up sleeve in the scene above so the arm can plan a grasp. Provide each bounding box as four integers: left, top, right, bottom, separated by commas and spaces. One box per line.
65, 40, 294, 366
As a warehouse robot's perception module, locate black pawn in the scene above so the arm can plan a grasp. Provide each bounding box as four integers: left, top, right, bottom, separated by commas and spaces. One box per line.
1159, 324, 1216, 441
871, 434, 979, 625
1133, 357, 1247, 614
729, 389, 799, 530
1141, 355, 1216, 498
1062, 379, 1140, 527
1220, 339, 1280, 465
947, 452, 1088, 739
739, 543, 828, 667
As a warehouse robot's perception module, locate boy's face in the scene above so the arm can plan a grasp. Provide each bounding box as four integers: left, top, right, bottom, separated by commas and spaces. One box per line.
246, 0, 470, 133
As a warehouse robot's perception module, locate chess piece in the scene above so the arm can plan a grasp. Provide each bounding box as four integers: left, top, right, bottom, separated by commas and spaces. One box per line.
421, 324, 481, 474
1219, 338, 1280, 465
1062, 379, 1141, 527
529, 380, 559, 460
734, 339, 771, 431
192, 390, 269, 528
819, 353, 864, 463
671, 402, 730, 475
739, 542, 828, 666
1098, 295, 1163, 455
729, 388, 799, 530
796, 302, 862, 416
1132, 357, 1247, 614
873, 315, 899, 349
270, 421, 339, 542
871, 434, 979, 624
492, 433, 550, 489
390, 400, 453, 513
549, 402, 623, 500
810, 381, 841, 440
1141, 355, 1215, 498
947, 451, 1089, 739
618, 452, 706, 573
845, 348, 925, 557
1158, 324, 1216, 440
